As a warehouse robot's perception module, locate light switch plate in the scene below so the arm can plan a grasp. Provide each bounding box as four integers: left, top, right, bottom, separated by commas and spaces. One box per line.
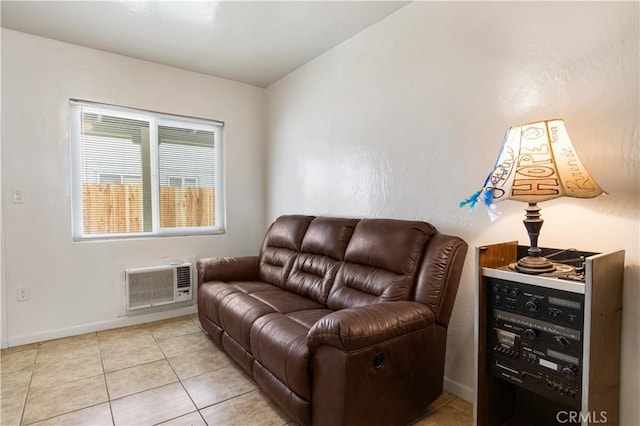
12, 189, 25, 204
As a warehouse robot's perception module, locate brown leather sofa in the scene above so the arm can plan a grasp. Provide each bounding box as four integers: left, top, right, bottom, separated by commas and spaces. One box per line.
197, 215, 467, 425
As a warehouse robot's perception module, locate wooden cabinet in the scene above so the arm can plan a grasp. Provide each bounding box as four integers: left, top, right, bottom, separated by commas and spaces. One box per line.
473, 242, 624, 425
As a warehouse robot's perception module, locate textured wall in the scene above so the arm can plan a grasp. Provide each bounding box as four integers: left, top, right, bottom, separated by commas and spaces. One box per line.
1, 29, 267, 344
266, 2, 639, 422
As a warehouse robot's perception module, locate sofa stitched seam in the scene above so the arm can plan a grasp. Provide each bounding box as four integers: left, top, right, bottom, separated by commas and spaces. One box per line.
284, 333, 309, 398
251, 313, 275, 360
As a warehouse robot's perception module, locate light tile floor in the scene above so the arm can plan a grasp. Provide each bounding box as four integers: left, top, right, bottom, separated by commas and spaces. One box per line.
1, 314, 472, 426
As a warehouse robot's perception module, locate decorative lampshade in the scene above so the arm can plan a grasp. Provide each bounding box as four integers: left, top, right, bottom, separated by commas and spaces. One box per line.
483, 118, 603, 205
463, 118, 604, 274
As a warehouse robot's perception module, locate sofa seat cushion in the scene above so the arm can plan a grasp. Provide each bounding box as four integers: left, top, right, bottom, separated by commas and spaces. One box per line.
216, 286, 325, 352
250, 290, 324, 313
218, 292, 277, 349
286, 309, 333, 329
250, 309, 332, 400
231, 281, 276, 294
199, 280, 274, 325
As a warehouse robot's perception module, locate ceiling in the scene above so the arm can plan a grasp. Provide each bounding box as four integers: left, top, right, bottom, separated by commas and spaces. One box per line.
1, 1, 409, 88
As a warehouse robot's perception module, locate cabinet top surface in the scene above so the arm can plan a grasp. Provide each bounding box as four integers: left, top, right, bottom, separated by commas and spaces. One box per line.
481, 267, 586, 294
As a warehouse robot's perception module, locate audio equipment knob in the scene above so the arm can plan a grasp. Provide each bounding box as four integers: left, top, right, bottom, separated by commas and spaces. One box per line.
562, 364, 578, 380
524, 328, 537, 340
526, 298, 540, 312
555, 335, 571, 347
492, 284, 501, 294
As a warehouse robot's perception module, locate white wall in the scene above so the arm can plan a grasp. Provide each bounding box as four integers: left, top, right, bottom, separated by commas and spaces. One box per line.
1, 29, 267, 345
266, 2, 639, 423
0, 37, 5, 348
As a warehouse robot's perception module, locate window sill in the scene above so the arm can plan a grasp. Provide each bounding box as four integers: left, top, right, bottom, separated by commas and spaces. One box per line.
72, 228, 226, 242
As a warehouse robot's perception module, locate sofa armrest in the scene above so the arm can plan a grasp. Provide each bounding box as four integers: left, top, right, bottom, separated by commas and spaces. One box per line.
196, 256, 260, 285
307, 301, 434, 352
415, 233, 468, 327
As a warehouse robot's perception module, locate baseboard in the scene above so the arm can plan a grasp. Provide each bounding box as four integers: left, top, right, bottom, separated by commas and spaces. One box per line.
5, 305, 198, 348
444, 376, 474, 403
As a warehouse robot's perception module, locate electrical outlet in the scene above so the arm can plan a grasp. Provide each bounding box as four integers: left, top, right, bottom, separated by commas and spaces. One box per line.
16, 287, 30, 302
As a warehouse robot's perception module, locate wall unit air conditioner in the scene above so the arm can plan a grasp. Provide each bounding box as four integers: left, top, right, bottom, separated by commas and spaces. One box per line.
125, 262, 193, 310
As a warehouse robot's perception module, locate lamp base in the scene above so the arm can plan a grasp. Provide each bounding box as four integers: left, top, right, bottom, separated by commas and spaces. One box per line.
514, 255, 556, 274
515, 202, 556, 274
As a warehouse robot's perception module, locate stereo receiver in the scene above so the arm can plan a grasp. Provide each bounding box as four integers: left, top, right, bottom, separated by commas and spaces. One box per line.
486, 277, 585, 408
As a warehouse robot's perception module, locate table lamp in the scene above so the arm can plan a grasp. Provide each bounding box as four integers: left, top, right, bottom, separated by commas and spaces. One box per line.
462, 118, 604, 274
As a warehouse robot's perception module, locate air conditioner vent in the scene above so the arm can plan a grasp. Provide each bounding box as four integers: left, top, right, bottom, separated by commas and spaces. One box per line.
125, 262, 193, 311
176, 265, 191, 289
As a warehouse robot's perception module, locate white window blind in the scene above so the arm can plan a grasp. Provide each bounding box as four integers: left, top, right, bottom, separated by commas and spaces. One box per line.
70, 100, 224, 240
158, 125, 215, 229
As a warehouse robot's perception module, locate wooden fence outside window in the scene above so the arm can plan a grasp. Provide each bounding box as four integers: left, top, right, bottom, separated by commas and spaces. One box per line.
82, 184, 215, 234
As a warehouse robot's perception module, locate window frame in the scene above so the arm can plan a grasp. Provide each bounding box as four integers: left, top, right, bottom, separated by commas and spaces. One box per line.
70, 99, 225, 241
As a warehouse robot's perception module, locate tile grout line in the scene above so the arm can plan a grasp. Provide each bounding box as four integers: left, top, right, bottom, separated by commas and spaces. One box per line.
149, 320, 208, 426
24, 330, 134, 425
198, 388, 259, 411
23, 402, 112, 426
17, 342, 38, 426
152, 315, 263, 425
96, 331, 116, 426
17, 319, 287, 425
177, 316, 211, 425
104, 321, 160, 426
445, 400, 473, 418
7, 318, 211, 426
175, 315, 290, 424
21, 333, 111, 426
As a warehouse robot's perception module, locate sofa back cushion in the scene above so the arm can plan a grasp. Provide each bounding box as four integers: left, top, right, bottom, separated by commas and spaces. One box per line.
327, 219, 436, 310
259, 215, 314, 288
284, 217, 358, 305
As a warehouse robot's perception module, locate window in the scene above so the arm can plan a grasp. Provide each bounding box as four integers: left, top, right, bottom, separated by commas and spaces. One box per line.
70, 100, 224, 240
99, 174, 142, 185
167, 176, 198, 188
